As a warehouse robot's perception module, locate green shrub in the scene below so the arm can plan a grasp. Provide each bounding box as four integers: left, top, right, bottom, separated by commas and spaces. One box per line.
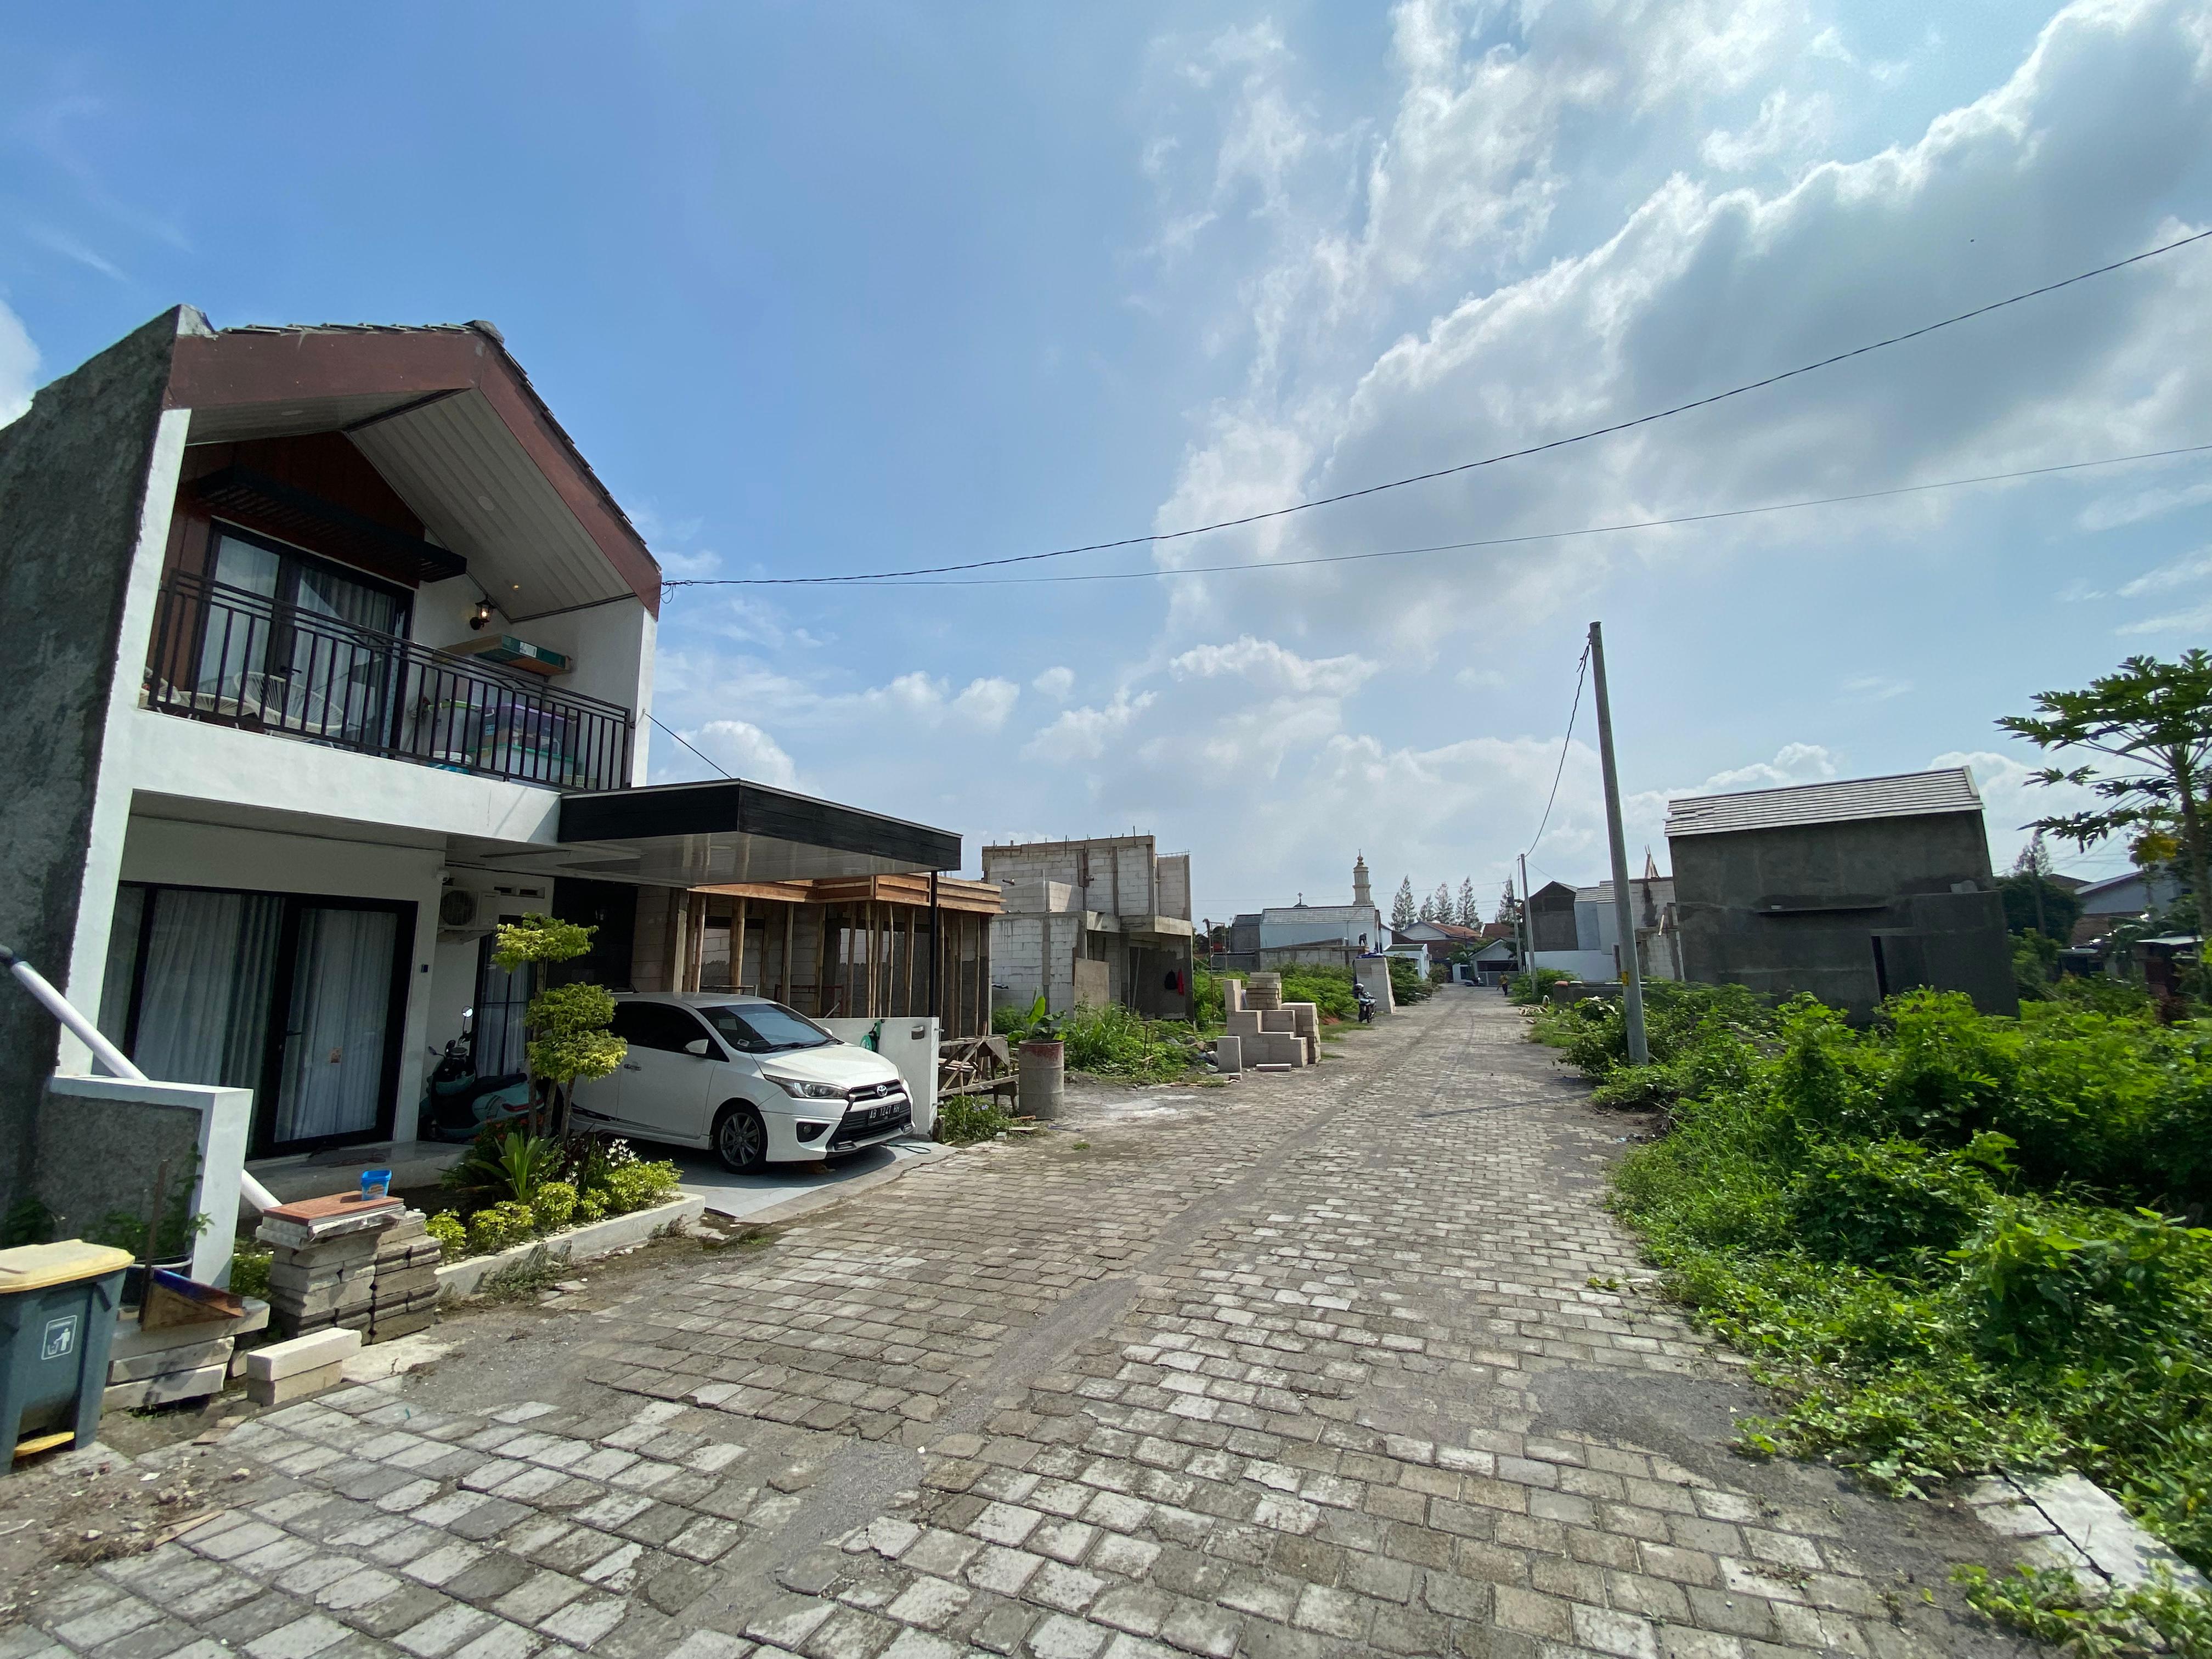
444, 1128, 565, 1204
1508, 967, 1572, 1005
532, 1181, 578, 1234
599, 1160, 681, 1215
1954, 1201, 2212, 1361
1611, 984, 2212, 1579
1059, 1004, 1204, 1082
228, 1245, 272, 1300
1387, 958, 1431, 1005
1588, 1064, 1679, 1111
467, 1200, 538, 1255
936, 1095, 1012, 1143
425, 1210, 467, 1259
1192, 969, 1226, 1028
565, 1133, 636, 1197
1792, 1136, 1999, 1268
991, 1003, 1033, 1039
2050, 973, 2157, 1018
575, 1190, 609, 1226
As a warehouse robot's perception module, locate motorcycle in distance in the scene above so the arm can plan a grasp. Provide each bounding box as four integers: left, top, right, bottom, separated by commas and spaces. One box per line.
417, 1012, 532, 1142
1353, 983, 1377, 1023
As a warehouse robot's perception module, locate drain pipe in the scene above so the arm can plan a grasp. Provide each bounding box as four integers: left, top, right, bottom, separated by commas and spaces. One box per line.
3, 944, 279, 1215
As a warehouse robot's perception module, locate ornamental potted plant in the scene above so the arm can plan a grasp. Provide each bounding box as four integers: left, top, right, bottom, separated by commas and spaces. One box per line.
492, 914, 628, 1143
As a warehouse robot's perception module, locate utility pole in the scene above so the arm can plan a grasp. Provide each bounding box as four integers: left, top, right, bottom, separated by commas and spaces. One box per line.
1589, 622, 1650, 1065
1517, 853, 1533, 992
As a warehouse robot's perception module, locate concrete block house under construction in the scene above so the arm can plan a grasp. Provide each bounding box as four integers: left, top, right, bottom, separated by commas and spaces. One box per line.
1, 307, 975, 1226
982, 835, 1197, 1020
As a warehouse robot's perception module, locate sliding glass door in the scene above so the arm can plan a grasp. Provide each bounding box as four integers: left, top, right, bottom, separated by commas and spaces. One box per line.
194, 527, 412, 747
104, 882, 413, 1155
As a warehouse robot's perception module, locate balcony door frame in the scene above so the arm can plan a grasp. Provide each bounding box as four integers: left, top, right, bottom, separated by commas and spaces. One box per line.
196, 520, 417, 749
111, 879, 416, 1158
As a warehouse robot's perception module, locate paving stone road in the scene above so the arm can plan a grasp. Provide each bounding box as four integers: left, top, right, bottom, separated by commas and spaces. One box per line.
3, 990, 2036, 1659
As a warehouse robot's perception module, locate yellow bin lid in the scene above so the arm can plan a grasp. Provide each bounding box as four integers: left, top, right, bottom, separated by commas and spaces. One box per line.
0, 1241, 137, 1293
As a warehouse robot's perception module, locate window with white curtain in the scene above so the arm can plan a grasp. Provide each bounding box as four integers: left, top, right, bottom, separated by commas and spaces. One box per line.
104, 881, 410, 1153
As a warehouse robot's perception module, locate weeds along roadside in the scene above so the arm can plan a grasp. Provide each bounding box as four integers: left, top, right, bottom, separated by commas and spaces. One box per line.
1532, 978, 2212, 1646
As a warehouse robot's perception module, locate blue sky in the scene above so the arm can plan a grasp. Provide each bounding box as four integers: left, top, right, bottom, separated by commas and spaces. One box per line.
8, 1, 2210, 918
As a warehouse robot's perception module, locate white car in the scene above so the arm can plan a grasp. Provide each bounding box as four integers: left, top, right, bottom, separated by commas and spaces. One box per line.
571, 994, 915, 1173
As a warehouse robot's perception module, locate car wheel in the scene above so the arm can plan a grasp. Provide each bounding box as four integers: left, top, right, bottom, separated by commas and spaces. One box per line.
713, 1102, 769, 1174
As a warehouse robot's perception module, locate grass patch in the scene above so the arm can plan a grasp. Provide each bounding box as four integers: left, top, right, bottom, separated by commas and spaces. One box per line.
1955, 1563, 2212, 1656
1058, 1004, 1207, 1083
476, 1246, 568, 1303
936, 1095, 1014, 1144
1578, 983, 2212, 1599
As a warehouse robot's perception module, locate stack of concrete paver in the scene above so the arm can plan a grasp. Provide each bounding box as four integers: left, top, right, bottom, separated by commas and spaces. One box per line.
103, 1296, 269, 1412
244, 1327, 362, 1406
257, 1192, 441, 1342
1219, 974, 1317, 1070
366, 1210, 442, 1341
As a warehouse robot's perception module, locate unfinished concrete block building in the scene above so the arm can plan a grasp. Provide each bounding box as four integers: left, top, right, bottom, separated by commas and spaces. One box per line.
1667, 766, 2017, 1021
982, 834, 1197, 1019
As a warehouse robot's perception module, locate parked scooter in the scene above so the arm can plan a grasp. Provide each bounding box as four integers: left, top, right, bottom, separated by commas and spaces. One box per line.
417, 1013, 532, 1142
1354, 984, 1377, 1023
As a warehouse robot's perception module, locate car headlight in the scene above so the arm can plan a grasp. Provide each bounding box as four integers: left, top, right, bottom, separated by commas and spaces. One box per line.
769, 1077, 848, 1101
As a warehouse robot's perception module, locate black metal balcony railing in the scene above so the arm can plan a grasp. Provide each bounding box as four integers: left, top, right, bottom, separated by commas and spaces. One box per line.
144, 571, 633, 791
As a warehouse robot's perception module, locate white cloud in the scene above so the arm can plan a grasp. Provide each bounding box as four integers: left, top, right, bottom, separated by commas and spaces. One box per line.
0, 301, 37, 427
2117, 545, 2212, 597
1702, 742, 1840, 791
689, 719, 800, 789
2077, 476, 2212, 530
1023, 690, 1156, 763
1931, 747, 2102, 869
1143, 0, 2212, 656
1167, 634, 1376, 696
1031, 665, 1075, 699
1840, 674, 1913, 702
866, 672, 1022, 729
1701, 89, 1833, 171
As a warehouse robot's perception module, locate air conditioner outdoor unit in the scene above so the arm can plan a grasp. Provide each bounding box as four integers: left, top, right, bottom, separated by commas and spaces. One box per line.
438, 872, 550, 938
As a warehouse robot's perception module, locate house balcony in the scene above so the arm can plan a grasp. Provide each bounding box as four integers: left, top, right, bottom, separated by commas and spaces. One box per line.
142, 569, 634, 793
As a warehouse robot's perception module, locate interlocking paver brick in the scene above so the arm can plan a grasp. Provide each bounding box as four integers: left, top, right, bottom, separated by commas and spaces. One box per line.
8, 996, 2036, 1659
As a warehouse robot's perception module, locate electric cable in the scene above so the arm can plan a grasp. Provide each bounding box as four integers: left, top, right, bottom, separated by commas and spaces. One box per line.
662, 228, 2212, 590
673, 443, 2211, 590
649, 711, 733, 779
1526, 647, 1590, 859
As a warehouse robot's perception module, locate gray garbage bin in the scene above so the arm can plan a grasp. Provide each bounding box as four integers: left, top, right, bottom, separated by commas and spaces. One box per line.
0, 1241, 134, 1467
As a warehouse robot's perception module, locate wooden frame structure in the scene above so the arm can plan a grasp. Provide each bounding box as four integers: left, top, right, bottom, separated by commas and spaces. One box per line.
671, 873, 1002, 1039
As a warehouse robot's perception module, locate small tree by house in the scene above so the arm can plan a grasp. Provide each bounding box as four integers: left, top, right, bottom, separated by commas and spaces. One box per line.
1456, 877, 1479, 927
1417, 892, 1436, 923
1997, 832, 2082, 944
2000, 650, 2212, 955
1391, 877, 1417, 930
1495, 881, 1518, 926
1431, 882, 1453, 925
492, 913, 628, 1141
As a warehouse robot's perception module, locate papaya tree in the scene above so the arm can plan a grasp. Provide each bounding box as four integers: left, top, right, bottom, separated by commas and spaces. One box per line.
492, 913, 627, 1141
2000, 650, 2212, 955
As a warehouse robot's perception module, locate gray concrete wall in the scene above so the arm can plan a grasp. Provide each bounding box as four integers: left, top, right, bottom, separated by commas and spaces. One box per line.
1156, 854, 1191, 922
25, 1083, 202, 1253
0, 310, 182, 1212
1528, 886, 1580, 952
1672, 811, 2016, 1020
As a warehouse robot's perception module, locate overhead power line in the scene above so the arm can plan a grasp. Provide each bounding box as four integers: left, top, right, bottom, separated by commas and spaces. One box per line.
677, 443, 2212, 590
663, 227, 2212, 591
1526, 646, 1591, 859
650, 712, 732, 779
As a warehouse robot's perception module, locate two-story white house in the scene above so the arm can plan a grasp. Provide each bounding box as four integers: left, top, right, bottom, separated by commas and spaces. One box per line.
1, 307, 961, 1209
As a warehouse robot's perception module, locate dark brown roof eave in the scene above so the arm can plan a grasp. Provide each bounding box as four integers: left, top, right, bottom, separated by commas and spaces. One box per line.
164, 319, 662, 616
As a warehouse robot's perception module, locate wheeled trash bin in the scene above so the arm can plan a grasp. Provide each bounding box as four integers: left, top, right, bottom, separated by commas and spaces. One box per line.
0, 1240, 134, 1468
